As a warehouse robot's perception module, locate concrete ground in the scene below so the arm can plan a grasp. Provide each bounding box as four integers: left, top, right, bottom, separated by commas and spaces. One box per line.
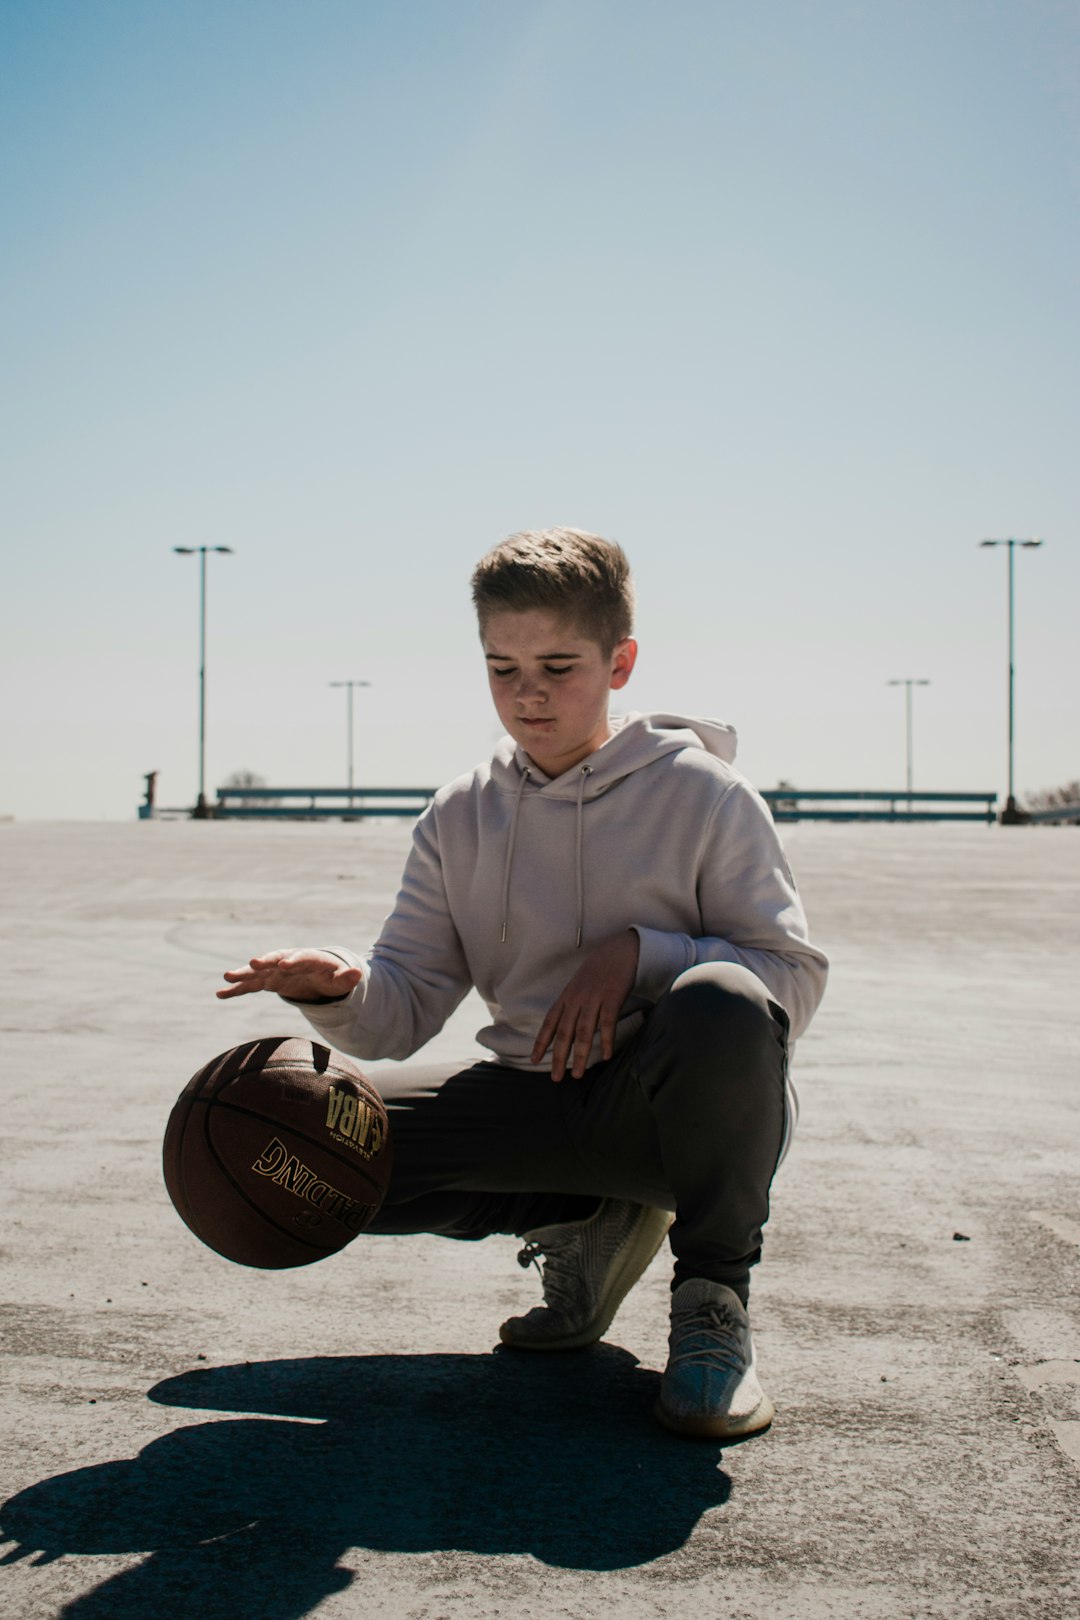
1, 817, 1078, 1620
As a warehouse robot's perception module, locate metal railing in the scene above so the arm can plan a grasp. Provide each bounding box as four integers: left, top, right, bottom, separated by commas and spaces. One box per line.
761, 790, 998, 823
213, 786, 436, 818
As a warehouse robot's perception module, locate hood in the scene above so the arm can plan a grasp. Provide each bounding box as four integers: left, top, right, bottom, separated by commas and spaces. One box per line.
487, 712, 738, 951
489, 711, 738, 800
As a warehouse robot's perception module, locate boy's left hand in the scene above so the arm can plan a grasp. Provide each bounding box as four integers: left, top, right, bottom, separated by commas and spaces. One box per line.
532, 930, 640, 1082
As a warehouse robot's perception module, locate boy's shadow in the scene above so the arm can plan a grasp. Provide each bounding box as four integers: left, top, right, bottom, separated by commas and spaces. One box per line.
1, 1346, 733, 1619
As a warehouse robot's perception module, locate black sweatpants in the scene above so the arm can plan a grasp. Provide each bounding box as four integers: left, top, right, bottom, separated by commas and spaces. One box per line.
365, 962, 792, 1302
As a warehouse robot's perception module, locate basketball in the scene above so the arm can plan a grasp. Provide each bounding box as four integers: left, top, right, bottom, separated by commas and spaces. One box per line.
163, 1036, 392, 1269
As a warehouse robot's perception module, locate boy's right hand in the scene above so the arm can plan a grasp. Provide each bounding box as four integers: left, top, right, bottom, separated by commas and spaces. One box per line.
217, 950, 362, 1003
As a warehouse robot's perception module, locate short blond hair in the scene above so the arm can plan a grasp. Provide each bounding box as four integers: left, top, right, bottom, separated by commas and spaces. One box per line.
470, 528, 635, 654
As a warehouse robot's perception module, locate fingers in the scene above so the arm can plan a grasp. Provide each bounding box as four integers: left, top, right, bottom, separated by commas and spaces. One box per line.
549, 1018, 574, 1084
244, 950, 298, 973
216, 953, 283, 997
215, 950, 361, 1003
216, 961, 270, 999
534, 997, 603, 1082
570, 1004, 601, 1080
531, 998, 585, 1082
532, 933, 639, 1080
531, 1005, 560, 1067
598, 1002, 619, 1063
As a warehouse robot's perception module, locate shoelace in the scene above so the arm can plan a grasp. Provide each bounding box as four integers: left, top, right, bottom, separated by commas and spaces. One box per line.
667, 1303, 746, 1375
516, 1239, 543, 1277
515, 1236, 580, 1312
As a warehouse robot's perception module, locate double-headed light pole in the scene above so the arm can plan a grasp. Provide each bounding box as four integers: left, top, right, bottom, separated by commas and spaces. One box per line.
979, 537, 1043, 823
174, 545, 234, 817
329, 680, 371, 792
886, 678, 930, 795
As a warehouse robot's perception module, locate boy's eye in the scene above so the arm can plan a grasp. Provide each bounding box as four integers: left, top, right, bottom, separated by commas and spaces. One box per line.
489, 662, 573, 678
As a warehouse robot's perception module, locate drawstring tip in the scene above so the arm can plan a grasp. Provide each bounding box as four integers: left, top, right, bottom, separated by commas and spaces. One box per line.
575, 927, 583, 949
500, 924, 507, 944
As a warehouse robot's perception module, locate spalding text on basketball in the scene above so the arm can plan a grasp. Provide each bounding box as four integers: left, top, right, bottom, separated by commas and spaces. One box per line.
251, 1138, 371, 1233
325, 1085, 384, 1158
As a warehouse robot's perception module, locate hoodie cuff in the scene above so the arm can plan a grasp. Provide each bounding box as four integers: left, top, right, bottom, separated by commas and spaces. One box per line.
631, 926, 695, 1002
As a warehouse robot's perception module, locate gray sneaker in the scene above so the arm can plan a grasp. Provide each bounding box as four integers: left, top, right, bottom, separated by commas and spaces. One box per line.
499, 1199, 674, 1351
654, 1278, 775, 1438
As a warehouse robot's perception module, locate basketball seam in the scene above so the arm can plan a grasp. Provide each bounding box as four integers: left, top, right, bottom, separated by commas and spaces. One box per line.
164, 1041, 272, 1238
162, 1101, 196, 1228
206, 1037, 288, 1100
204, 1098, 387, 1197
165, 1038, 386, 1266
256, 1063, 383, 1106
197, 1097, 333, 1256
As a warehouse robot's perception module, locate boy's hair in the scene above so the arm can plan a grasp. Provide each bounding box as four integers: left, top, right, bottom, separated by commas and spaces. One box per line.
470, 528, 635, 654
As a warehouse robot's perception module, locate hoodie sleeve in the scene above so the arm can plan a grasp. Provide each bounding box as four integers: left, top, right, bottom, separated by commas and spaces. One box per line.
288, 809, 474, 1061
631, 779, 828, 1039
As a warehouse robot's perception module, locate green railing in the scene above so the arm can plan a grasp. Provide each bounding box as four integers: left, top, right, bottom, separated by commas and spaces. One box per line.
761, 790, 998, 823
213, 786, 436, 818
209, 785, 999, 824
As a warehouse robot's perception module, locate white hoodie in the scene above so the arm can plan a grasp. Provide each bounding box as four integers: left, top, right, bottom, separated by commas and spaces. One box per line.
298, 712, 828, 1070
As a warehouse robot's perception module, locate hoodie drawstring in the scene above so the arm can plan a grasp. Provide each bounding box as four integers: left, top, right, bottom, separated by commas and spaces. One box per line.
575, 766, 591, 949
500, 766, 530, 943
499, 763, 592, 948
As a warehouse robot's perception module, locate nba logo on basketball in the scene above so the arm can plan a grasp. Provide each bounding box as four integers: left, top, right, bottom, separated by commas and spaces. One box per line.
325, 1085, 384, 1159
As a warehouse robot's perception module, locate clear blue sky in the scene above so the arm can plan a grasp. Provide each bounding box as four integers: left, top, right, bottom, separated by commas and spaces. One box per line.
3, 0, 1077, 818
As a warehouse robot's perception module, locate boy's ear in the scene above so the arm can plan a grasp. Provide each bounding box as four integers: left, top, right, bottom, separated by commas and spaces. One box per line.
609, 638, 637, 691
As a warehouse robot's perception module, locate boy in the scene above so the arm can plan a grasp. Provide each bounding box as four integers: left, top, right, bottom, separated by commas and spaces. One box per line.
220, 529, 827, 1438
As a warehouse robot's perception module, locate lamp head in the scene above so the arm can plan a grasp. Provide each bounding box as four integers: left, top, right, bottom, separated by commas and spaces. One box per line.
980, 537, 1043, 548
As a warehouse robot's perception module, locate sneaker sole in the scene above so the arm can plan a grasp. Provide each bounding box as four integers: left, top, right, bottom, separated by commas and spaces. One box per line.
652, 1391, 775, 1440
499, 1206, 674, 1351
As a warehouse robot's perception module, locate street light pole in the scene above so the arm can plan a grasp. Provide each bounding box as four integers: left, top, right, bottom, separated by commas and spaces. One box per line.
173, 546, 234, 817
329, 680, 371, 792
886, 679, 931, 795
979, 538, 1043, 823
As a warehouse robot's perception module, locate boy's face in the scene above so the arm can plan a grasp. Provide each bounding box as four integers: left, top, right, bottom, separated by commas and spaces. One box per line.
482, 609, 637, 778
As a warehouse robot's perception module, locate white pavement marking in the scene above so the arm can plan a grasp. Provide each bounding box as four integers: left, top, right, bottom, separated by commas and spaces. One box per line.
1029, 1209, 1080, 1248
1014, 1360, 1080, 1392
1050, 1422, 1080, 1465
1013, 1354, 1080, 1472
